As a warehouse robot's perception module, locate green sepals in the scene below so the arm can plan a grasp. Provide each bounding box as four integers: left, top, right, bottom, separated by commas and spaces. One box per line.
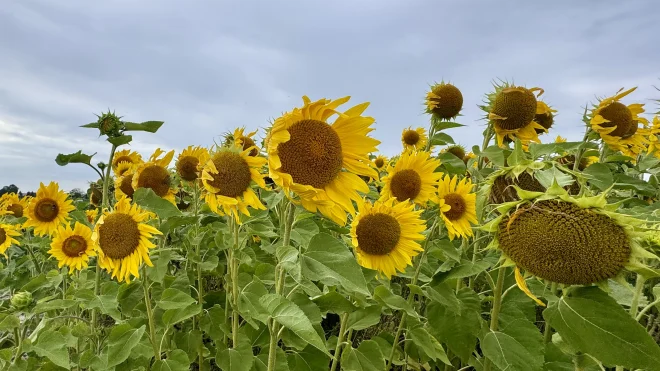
96, 111, 124, 137
10, 291, 33, 310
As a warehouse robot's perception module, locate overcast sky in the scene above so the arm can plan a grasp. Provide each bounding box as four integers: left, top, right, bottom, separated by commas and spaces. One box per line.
1, 0, 659, 192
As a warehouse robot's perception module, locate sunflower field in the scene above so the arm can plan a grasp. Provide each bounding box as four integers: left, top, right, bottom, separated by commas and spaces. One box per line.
2, 82, 660, 371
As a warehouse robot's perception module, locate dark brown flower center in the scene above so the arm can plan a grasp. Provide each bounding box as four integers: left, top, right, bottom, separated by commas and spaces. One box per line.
240, 136, 259, 157
120, 176, 135, 198
98, 213, 141, 259
206, 152, 252, 198
492, 87, 537, 130
137, 165, 171, 197
599, 102, 635, 138
446, 146, 465, 159
443, 193, 466, 221
375, 158, 385, 169
113, 155, 134, 168
277, 119, 343, 189
534, 112, 554, 133
429, 84, 463, 119
0, 228, 6, 245
356, 213, 401, 255
7, 204, 24, 218
402, 130, 420, 145
176, 156, 200, 181
34, 198, 59, 222
62, 235, 88, 257
389, 169, 422, 202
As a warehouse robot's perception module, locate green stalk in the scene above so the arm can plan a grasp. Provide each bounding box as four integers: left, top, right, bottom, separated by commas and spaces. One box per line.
231, 219, 241, 347
142, 267, 160, 362
267, 202, 296, 371
330, 312, 349, 371
192, 183, 204, 367
544, 282, 558, 343
630, 274, 645, 318
8, 327, 23, 369
483, 267, 507, 371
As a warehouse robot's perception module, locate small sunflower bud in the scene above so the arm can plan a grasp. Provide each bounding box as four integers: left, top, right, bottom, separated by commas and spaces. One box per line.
10, 291, 32, 310
97, 112, 124, 137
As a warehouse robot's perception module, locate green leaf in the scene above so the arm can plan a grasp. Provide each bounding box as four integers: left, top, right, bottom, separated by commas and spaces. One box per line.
312, 292, 357, 314
373, 285, 418, 319
482, 330, 543, 371
432, 121, 465, 131
153, 349, 190, 371
290, 218, 319, 247
582, 163, 613, 191
33, 299, 77, 314
55, 150, 95, 166
200, 306, 230, 343
254, 348, 289, 371
157, 288, 196, 310
432, 259, 491, 283
160, 215, 198, 235
544, 286, 660, 369
286, 346, 328, 371
105, 324, 146, 367
424, 282, 462, 314
259, 294, 329, 356
81, 122, 100, 128
0, 314, 20, 331
216, 337, 254, 371
239, 278, 270, 325
108, 135, 133, 146
133, 188, 182, 219
32, 330, 70, 369
341, 340, 385, 371
301, 233, 369, 296
163, 303, 201, 327
430, 132, 455, 146
409, 327, 451, 365
438, 152, 466, 175
123, 121, 164, 133
429, 239, 461, 262
346, 305, 382, 331
481, 145, 508, 167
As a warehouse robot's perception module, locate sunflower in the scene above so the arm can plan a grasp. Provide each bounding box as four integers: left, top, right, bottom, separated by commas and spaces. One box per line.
401, 127, 428, 152
114, 161, 137, 178
483, 82, 547, 147
92, 196, 162, 283
425, 82, 463, 121
176, 145, 209, 182
24, 182, 76, 236
483, 184, 659, 304
350, 198, 426, 278
266, 96, 380, 225
231, 127, 260, 156
132, 148, 177, 204
112, 149, 142, 174
0, 223, 21, 255
554, 135, 567, 143
590, 87, 650, 158
463, 152, 477, 166
437, 174, 477, 240
88, 182, 103, 207
442, 144, 466, 160
534, 101, 557, 135
115, 172, 136, 200
380, 150, 441, 205
85, 209, 98, 224
48, 222, 95, 273
647, 116, 660, 156
201, 146, 267, 222
373, 155, 389, 171
488, 170, 546, 204
0, 193, 29, 218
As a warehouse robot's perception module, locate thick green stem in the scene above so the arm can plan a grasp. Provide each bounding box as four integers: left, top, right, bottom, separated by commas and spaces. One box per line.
10, 327, 23, 368
544, 282, 558, 343
330, 312, 349, 371
630, 274, 645, 318
192, 183, 204, 367
484, 267, 507, 371
231, 219, 240, 347
142, 268, 160, 362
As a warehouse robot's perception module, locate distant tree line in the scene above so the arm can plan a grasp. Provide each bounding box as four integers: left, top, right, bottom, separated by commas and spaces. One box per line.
0, 184, 86, 200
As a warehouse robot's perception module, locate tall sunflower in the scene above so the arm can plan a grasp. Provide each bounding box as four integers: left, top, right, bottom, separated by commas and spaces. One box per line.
350, 198, 426, 278
24, 182, 76, 236
380, 150, 441, 205
201, 146, 266, 222
425, 82, 463, 121
373, 155, 389, 171
92, 196, 162, 283
112, 149, 143, 175
590, 87, 650, 159
0, 223, 21, 255
266, 96, 380, 225
437, 174, 477, 240
401, 127, 428, 152
176, 145, 209, 182
132, 148, 177, 204
115, 171, 136, 200
483, 82, 547, 147
48, 222, 95, 273
231, 127, 260, 156
0, 193, 30, 218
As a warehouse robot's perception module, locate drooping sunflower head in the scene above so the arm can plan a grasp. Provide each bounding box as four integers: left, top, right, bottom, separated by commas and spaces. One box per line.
534, 101, 557, 134
176, 145, 210, 182
590, 87, 650, 158
401, 127, 428, 152
0, 193, 29, 218
132, 148, 177, 204
85, 209, 98, 224
437, 174, 477, 240
88, 181, 103, 207
0, 223, 21, 255
266, 96, 380, 225
483, 82, 546, 147
201, 145, 266, 222
443, 144, 466, 160
380, 150, 442, 205
92, 196, 162, 283
229, 127, 260, 157
425, 82, 463, 120
373, 155, 389, 171
485, 188, 657, 288
112, 149, 142, 174
24, 182, 76, 236
115, 172, 136, 200
488, 170, 546, 205
350, 198, 426, 278
48, 222, 95, 273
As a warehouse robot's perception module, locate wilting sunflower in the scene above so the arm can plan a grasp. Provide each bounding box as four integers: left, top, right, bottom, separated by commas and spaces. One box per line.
534, 101, 557, 135
112, 149, 142, 174
437, 174, 477, 240
176, 145, 209, 182
48, 222, 95, 273
88, 182, 103, 207
115, 172, 136, 200
132, 148, 176, 204
24, 182, 76, 236
0, 193, 29, 218
266, 96, 380, 225
590, 87, 650, 159
201, 146, 266, 222
373, 155, 389, 171
425, 82, 463, 121
442, 144, 466, 160
401, 127, 428, 152
380, 150, 441, 205
487, 168, 546, 204
350, 198, 426, 278
483, 82, 547, 147
0, 223, 21, 255
85, 209, 98, 224
231, 127, 260, 156
92, 196, 162, 282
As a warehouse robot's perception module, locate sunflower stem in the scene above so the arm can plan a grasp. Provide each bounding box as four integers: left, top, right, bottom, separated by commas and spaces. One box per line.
142, 266, 160, 362
483, 266, 507, 371
630, 274, 646, 318
330, 312, 349, 371
192, 182, 205, 368
230, 219, 241, 347
544, 282, 558, 343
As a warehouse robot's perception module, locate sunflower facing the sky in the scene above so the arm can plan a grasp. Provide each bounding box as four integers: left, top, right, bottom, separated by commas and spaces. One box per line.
112, 149, 143, 176
373, 155, 389, 171
132, 149, 177, 204
401, 127, 428, 152
231, 127, 260, 156
24, 182, 76, 236
201, 146, 266, 222
266, 96, 380, 225
380, 150, 441, 206
176, 145, 209, 182
48, 222, 95, 273
437, 174, 477, 240
0, 193, 30, 218
92, 196, 162, 283
590, 87, 650, 159
0, 223, 21, 255
425, 82, 464, 121
350, 198, 426, 278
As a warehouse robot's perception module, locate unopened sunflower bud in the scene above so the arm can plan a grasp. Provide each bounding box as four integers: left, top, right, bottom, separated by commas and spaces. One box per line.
10, 291, 32, 309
